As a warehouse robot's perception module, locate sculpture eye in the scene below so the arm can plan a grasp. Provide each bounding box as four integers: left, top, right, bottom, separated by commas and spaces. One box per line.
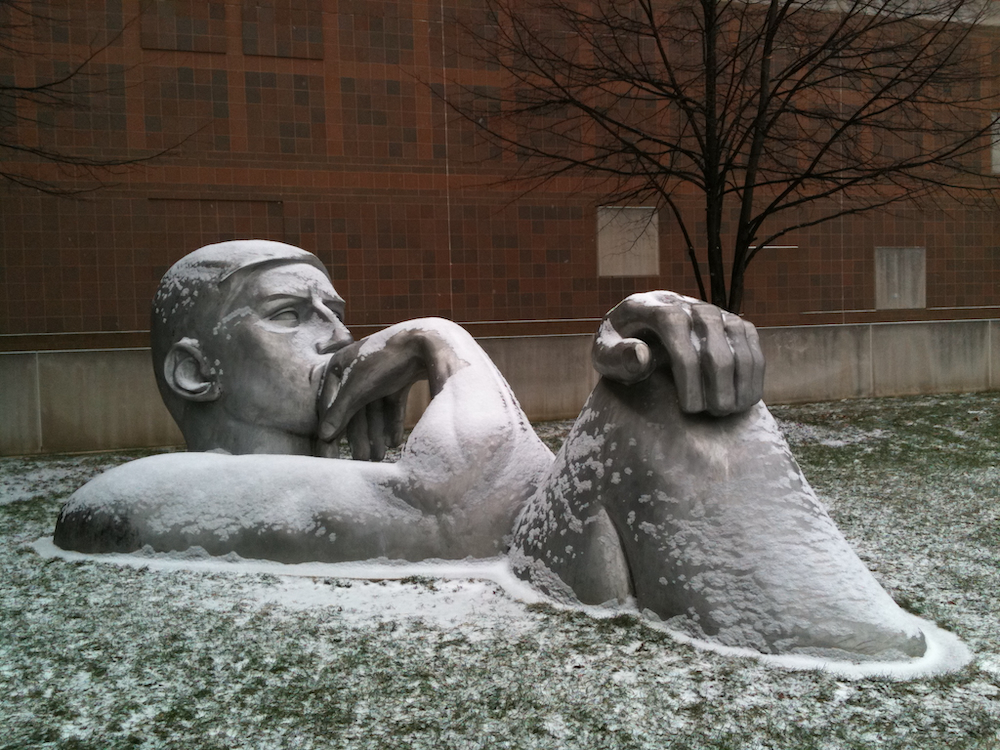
270, 308, 300, 326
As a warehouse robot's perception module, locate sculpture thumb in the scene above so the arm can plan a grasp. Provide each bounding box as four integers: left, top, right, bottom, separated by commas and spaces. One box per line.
593, 320, 654, 385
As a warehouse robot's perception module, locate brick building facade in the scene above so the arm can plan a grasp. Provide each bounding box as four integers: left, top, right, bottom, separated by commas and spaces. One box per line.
1, 0, 999, 356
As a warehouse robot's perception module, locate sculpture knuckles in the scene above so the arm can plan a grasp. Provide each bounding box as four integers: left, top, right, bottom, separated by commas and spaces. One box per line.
52, 240, 961, 667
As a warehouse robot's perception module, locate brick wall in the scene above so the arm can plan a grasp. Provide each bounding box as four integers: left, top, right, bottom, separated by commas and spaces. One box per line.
2, 0, 999, 353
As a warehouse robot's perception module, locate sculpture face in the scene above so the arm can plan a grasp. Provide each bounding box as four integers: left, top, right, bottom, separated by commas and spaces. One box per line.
211, 263, 353, 438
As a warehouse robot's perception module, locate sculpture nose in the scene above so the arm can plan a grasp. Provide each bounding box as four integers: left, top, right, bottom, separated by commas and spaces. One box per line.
317, 318, 353, 354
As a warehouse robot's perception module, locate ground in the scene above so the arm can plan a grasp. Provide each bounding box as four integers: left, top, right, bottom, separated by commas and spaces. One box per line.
1, 392, 999, 750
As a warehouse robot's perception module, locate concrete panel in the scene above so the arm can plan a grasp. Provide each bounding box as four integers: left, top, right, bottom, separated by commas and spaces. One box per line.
759, 325, 873, 404
37, 349, 183, 453
6, 318, 998, 456
991, 320, 1000, 390
871, 321, 991, 397
479, 334, 598, 421
0, 353, 42, 455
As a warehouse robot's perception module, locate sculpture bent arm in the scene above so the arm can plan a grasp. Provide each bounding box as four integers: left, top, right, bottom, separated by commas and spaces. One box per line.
322, 318, 555, 548
55, 318, 554, 562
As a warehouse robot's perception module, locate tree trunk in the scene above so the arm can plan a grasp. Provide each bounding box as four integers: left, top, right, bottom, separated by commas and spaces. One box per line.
728, 259, 746, 315
702, 0, 728, 309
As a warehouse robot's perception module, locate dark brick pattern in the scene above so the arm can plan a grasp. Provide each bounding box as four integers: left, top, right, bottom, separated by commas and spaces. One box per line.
140, 0, 228, 53
33, 61, 127, 151
430, 1, 497, 71
339, 77, 416, 161
242, 0, 324, 60
245, 72, 326, 156
33, 0, 124, 47
144, 67, 230, 153
338, 0, 414, 65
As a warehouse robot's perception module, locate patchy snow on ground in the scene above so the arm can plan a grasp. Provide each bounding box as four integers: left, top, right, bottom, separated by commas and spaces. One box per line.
2, 393, 1000, 749
31, 538, 972, 681
775, 421, 890, 449
32, 542, 546, 635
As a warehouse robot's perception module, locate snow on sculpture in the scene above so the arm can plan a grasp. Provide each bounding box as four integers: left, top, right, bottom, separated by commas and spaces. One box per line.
54, 240, 956, 664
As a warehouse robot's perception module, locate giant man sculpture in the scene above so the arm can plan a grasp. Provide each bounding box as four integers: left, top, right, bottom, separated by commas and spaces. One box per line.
55, 240, 929, 659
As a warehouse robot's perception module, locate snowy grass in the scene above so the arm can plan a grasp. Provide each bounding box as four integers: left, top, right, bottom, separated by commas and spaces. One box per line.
2, 393, 1000, 749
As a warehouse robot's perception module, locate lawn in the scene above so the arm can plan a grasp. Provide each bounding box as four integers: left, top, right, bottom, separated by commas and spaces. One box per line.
2, 393, 999, 750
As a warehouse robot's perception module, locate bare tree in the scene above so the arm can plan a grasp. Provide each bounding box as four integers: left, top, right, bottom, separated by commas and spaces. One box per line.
450, 0, 1000, 312
0, 0, 169, 194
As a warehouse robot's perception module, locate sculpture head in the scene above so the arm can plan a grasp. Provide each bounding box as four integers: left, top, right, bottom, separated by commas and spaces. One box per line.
151, 240, 353, 454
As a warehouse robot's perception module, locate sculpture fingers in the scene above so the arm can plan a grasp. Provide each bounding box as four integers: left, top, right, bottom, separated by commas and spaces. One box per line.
691, 304, 736, 416
595, 291, 759, 416
316, 436, 341, 459
365, 400, 387, 462
319, 365, 374, 444
318, 337, 422, 443
317, 342, 364, 441
722, 312, 755, 412
722, 312, 754, 413
383, 386, 410, 448
346, 410, 371, 462
723, 314, 765, 412
654, 305, 705, 414
318, 380, 357, 443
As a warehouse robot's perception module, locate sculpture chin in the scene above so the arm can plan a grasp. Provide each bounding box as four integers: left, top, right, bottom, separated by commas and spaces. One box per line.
512, 370, 929, 661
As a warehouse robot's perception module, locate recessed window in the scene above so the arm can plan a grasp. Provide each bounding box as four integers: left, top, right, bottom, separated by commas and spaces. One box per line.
875, 247, 926, 309
597, 207, 659, 277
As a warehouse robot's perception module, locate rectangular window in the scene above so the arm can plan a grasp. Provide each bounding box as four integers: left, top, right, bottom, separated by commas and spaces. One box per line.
597, 207, 659, 277
875, 247, 926, 309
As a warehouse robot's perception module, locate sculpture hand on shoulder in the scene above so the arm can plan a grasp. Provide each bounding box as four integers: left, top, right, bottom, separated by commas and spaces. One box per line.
592, 291, 765, 416
315, 318, 470, 461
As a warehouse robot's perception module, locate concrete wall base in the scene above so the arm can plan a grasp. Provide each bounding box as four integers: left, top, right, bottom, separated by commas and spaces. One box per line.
2, 319, 997, 455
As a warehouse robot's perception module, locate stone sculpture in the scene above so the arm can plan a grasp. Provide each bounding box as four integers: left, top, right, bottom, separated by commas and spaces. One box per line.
55, 240, 930, 660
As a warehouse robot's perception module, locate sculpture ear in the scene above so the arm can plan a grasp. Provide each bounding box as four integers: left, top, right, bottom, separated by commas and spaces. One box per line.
164, 337, 220, 402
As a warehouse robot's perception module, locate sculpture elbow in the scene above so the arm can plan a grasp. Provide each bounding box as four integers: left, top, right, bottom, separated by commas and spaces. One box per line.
53, 496, 142, 555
